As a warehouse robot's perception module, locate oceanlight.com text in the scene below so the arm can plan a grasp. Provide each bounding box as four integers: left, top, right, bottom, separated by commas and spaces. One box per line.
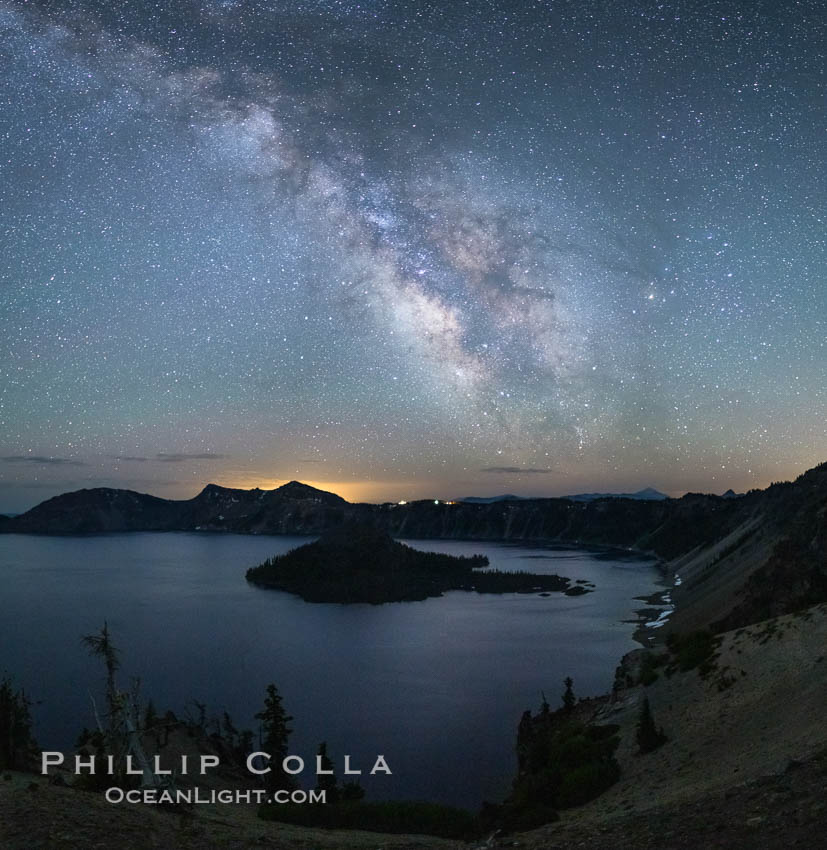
104, 787, 327, 805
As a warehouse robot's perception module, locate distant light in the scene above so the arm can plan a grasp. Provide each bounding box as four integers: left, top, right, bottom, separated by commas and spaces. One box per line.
434, 499, 440, 504
398, 500, 407, 505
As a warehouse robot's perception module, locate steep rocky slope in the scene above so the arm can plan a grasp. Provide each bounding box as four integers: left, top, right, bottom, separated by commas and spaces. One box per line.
505, 602, 827, 848
665, 462, 827, 633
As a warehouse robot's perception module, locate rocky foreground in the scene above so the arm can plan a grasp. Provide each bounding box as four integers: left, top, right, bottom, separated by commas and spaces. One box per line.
3, 603, 826, 849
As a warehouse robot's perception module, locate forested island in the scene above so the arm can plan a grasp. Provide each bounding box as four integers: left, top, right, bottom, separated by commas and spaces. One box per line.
245, 522, 571, 603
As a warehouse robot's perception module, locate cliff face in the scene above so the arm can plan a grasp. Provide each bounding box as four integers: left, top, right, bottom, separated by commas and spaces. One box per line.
374, 497, 673, 545
4, 488, 177, 534
709, 462, 827, 631
0, 470, 815, 560
0, 483, 728, 550
167, 482, 348, 534
3, 481, 348, 536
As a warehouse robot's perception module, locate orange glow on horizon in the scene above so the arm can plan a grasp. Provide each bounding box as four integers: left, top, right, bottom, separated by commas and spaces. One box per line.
216, 476, 427, 504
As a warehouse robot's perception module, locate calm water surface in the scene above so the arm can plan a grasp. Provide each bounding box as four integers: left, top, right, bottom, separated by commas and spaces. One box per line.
0, 532, 661, 807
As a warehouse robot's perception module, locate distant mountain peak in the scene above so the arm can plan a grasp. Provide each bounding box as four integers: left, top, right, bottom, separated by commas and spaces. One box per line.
274, 480, 322, 495
633, 487, 668, 500
195, 483, 245, 499
270, 480, 348, 504
565, 487, 668, 502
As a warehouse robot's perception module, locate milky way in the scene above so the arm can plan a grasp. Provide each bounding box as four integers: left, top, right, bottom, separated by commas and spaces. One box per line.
1, 1, 824, 510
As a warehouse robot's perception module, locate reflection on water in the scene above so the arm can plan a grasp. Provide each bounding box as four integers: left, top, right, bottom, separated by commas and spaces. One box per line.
0, 533, 660, 807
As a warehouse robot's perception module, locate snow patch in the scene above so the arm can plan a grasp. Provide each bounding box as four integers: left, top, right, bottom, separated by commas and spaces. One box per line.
645, 607, 673, 629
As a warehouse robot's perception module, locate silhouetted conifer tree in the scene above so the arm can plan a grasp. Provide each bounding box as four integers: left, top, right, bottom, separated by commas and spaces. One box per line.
562, 677, 576, 713
0, 677, 35, 770
636, 696, 667, 753
315, 741, 339, 802
236, 728, 254, 762
255, 684, 295, 791
143, 700, 158, 731
81, 621, 119, 732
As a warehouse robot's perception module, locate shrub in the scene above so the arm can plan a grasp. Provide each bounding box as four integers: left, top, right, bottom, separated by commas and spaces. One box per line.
666, 630, 718, 674
557, 759, 621, 807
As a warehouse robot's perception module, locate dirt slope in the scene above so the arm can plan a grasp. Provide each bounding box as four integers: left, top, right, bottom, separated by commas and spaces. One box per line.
502, 602, 827, 848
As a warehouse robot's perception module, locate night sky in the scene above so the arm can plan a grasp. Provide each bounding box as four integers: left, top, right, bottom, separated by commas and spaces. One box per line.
1, 0, 824, 512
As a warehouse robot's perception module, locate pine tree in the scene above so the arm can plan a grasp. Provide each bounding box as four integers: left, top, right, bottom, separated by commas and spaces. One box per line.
0, 677, 35, 770
143, 700, 158, 731
562, 676, 576, 713
222, 711, 238, 749
636, 696, 667, 753
81, 621, 120, 731
255, 684, 295, 791
315, 741, 339, 803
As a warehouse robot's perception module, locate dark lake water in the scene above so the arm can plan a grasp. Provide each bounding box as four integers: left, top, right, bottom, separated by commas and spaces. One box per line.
0, 532, 662, 808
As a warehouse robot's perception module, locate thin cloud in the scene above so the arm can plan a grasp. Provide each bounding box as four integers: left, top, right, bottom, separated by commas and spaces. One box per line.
113, 456, 149, 462
1, 455, 86, 466
155, 453, 228, 463
481, 466, 553, 474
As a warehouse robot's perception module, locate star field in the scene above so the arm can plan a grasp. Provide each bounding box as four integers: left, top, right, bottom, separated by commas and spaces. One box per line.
0, 0, 824, 511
